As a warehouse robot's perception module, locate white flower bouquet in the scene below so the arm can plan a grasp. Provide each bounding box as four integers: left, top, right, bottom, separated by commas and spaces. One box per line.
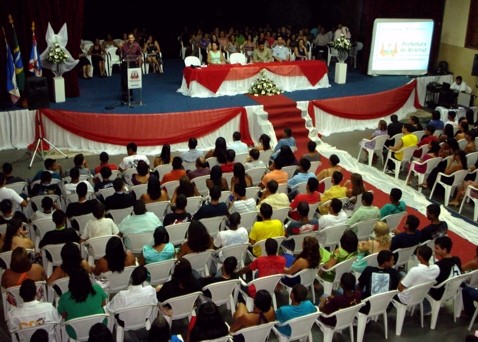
331, 34, 352, 52
47, 42, 69, 64
248, 70, 283, 96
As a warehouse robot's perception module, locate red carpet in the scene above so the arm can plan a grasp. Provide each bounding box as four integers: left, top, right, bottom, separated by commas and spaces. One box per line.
249, 94, 312, 157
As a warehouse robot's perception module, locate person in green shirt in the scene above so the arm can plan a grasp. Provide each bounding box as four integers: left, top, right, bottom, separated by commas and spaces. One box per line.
380, 188, 406, 218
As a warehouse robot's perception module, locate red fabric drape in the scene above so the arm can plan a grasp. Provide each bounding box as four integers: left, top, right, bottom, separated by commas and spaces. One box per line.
39, 107, 253, 146
308, 79, 417, 119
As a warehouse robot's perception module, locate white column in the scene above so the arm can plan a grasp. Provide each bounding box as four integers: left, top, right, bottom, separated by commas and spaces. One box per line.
334, 62, 347, 84
53, 76, 65, 103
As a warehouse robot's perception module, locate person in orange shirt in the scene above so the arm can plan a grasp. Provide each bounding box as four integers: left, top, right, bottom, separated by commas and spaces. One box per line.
161, 157, 186, 184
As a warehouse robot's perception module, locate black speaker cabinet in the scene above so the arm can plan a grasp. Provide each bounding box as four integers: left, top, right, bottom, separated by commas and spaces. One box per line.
25, 77, 49, 109
472, 54, 478, 76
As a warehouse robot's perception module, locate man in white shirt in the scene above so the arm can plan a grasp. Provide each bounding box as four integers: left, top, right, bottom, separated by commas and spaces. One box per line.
63, 167, 94, 195
0, 172, 27, 208
229, 131, 249, 155
106, 265, 158, 314
181, 137, 204, 163
397, 245, 439, 304
81, 202, 119, 241
318, 198, 348, 229
119, 200, 161, 249
450, 75, 472, 94
272, 36, 291, 62
118, 142, 150, 172
8, 279, 61, 340
244, 149, 266, 171
334, 24, 351, 40
229, 183, 256, 214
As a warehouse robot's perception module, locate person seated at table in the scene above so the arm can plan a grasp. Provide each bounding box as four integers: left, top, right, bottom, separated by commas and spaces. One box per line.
253, 40, 273, 63
294, 38, 309, 61
207, 42, 226, 65
272, 35, 291, 62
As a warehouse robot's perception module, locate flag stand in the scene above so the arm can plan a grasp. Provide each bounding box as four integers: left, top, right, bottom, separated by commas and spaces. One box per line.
28, 110, 67, 168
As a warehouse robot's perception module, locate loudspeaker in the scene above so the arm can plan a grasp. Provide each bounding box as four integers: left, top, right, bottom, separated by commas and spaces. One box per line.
472, 54, 478, 76
25, 77, 49, 109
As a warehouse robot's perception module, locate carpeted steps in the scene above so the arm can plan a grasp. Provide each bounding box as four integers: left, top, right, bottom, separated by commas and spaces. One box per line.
249, 94, 311, 157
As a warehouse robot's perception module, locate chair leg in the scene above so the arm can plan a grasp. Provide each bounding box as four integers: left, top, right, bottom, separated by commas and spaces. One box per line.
367, 151, 373, 167
429, 299, 441, 329
356, 314, 367, 342
383, 312, 388, 339
469, 306, 478, 330
429, 183, 438, 201
443, 186, 452, 207
357, 148, 362, 163
394, 304, 406, 336
394, 162, 400, 179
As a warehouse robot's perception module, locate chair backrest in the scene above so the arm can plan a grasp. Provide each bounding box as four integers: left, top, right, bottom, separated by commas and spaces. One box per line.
162, 180, 180, 198
145, 259, 176, 286
202, 279, 240, 307
282, 165, 298, 179
442, 169, 470, 187
185, 196, 203, 215
0, 250, 12, 270
123, 232, 153, 253
70, 213, 95, 236
412, 130, 426, 141
400, 146, 418, 162
371, 134, 390, 151
3, 280, 47, 313
275, 309, 320, 340
219, 190, 232, 207
435, 272, 470, 301
11, 321, 61, 342
399, 281, 435, 306
5, 181, 28, 195
467, 152, 478, 168
192, 175, 210, 197
382, 212, 406, 231
234, 153, 249, 164
350, 219, 379, 241
145, 201, 170, 221
231, 320, 277, 341
184, 55, 201, 67
41, 243, 75, 277
318, 177, 332, 193
258, 150, 273, 165
107, 206, 133, 224
361, 252, 379, 269
96, 187, 116, 201
165, 221, 190, 246
64, 313, 110, 341
362, 289, 398, 317
252, 236, 285, 257
182, 250, 214, 276
394, 244, 419, 269
229, 52, 247, 64
153, 164, 173, 180
130, 184, 148, 199
458, 138, 467, 150
309, 160, 322, 174
281, 232, 318, 255
113, 303, 158, 339
160, 291, 203, 321
247, 274, 283, 294
270, 207, 289, 223
244, 186, 261, 200
237, 210, 258, 232
82, 235, 121, 262
199, 215, 226, 238
417, 157, 443, 176
295, 182, 308, 195
32, 218, 56, 250
323, 256, 357, 285
323, 302, 365, 331
215, 243, 249, 268
48, 276, 70, 306
102, 265, 137, 294
29, 195, 62, 216
317, 224, 348, 250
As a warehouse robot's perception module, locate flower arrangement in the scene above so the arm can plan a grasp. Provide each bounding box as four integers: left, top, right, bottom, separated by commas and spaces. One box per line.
248, 70, 283, 96
47, 42, 68, 64
331, 34, 352, 52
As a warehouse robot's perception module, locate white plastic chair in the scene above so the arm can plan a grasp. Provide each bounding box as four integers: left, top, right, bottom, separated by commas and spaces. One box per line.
31, 218, 56, 251
159, 291, 203, 328
123, 232, 153, 254
317, 256, 357, 296
47, 276, 70, 307
383, 145, 417, 179
459, 184, 478, 221
327, 45, 339, 66
412, 130, 426, 142
234, 153, 249, 164
393, 244, 419, 271
229, 52, 247, 64
101, 265, 137, 295
199, 215, 226, 238
2, 281, 47, 320
272, 309, 320, 342
211, 243, 249, 271
238, 274, 283, 311
356, 290, 398, 342
105, 46, 121, 76
429, 169, 469, 206
316, 302, 365, 342
426, 272, 472, 329
349, 219, 379, 241
162, 180, 180, 198
144, 259, 176, 286
41, 243, 79, 278
295, 182, 308, 195
202, 279, 240, 315
0, 250, 12, 273
192, 175, 210, 197
10, 321, 61, 342
406, 157, 443, 192
5, 181, 28, 195
270, 207, 290, 224
122, 168, 138, 186
107, 206, 133, 224
82, 235, 121, 265
381, 212, 406, 232
63, 313, 111, 341
165, 221, 190, 247
316, 224, 348, 251
318, 177, 332, 194
69, 213, 94, 236
244, 186, 261, 200
392, 281, 435, 336
349, 41, 363, 68
152, 164, 173, 180
357, 134, 390, 166
182, 249, 214, 277
258, 150, 273, 166
238, 210, 258, 232
145, 201, 170, 221
206, 157, 219, 168
231, 320, 277, 342
281, 232, 318, 256
96, 187, 115, 201
185, 196, 203, 215
467, 151, 478, 168
130, 184, 148, 199
280, 268, 319, 304
249, 236, 285, 260
309, 161, 322, 174
184, 55, 201, 67
113, 303, 158, 342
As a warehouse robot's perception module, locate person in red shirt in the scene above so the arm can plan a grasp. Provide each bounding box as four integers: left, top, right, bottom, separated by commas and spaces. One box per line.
237, 238, 285, 278
413, 124, 438, 158
161, 157, 186, 184
289, 177, 320, 221
94, 151, 118, 175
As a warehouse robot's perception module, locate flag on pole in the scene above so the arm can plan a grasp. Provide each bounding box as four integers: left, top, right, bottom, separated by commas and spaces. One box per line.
3, 28, 20, 104
28, 21, 42, 76
9, 15, 25, 91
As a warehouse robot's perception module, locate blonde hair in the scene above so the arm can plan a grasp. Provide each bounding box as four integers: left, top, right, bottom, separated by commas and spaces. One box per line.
373, 221, 391, 246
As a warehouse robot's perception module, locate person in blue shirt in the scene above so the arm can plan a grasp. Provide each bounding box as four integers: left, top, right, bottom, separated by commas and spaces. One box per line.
380, 188, 406, 218
287, 158, 317, 200
275, 283, 317, 336
428, 110, 445, 130
272, 128, 296, 160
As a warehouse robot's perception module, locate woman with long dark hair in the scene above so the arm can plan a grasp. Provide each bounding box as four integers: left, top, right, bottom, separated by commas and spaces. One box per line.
154, 144, 171, 167
205, 137, 228, 164
1, 247, 46, 288
93, 236, 136, 275
282, 236, 320, 286
230, 162, 253, 191
188, 302, 229, 342
156, 258, 201, 302
176, 220, 213, 258
139, 226, 175, 265
206, 165, 229, 191
140, 174, 169, 204
1, 218, 33, 252
47, 242, 91, 285
171, 175, 200, 204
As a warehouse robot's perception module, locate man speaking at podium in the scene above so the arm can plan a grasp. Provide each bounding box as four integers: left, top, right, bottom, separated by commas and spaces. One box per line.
119, 33, 142, 103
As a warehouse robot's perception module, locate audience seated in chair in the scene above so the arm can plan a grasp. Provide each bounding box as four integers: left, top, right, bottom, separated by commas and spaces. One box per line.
93, 236, 136, 275
1, 247, 46, 289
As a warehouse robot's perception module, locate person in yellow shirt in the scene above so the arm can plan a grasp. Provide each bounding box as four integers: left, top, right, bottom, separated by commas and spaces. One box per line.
249, 203, 285, 257
388, 123, 418, 162
319, 171, 347, 214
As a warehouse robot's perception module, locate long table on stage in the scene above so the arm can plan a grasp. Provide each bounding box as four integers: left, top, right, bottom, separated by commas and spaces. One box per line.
177, 60, 330, 98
